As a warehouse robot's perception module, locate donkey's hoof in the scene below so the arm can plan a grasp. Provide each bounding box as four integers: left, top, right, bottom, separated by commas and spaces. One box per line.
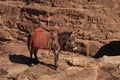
55, 67, 59, 71
34, 59, 39, 64
54, 68, 57, 70
29, 63, 34, 67
54, 66, 58, 70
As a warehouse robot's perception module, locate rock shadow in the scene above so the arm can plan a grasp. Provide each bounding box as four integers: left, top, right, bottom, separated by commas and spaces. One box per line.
94, 41, 120, 58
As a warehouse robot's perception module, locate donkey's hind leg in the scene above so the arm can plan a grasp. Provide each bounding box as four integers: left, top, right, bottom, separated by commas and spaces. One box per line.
30, 46, 34, 59
29, 46, 34, 66
33, 48, 39, 64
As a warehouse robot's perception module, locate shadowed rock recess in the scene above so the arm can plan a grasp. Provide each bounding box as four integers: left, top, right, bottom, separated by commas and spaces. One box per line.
0, 0, 120, 80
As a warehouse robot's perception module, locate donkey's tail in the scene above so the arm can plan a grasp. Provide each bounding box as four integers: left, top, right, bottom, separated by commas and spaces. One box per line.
27, 32, 32, 50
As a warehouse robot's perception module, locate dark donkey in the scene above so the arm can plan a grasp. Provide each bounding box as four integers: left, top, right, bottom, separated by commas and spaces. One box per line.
27, 27, 79, 70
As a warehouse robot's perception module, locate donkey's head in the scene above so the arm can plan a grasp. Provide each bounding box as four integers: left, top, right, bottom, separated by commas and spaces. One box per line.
59, 30, 79, 52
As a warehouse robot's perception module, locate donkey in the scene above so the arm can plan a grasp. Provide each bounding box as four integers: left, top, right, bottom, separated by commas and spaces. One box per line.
27, 27, 60, 70
27, 27, 79, 70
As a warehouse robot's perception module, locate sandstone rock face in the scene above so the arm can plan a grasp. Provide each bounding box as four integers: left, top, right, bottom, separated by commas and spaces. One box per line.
0, 0, 120, 57
0, 2, 120, 80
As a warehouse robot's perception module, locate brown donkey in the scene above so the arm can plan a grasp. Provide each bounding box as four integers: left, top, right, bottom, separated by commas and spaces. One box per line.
27, 27, 79, 70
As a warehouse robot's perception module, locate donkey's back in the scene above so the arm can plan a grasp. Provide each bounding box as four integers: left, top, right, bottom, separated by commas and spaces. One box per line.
30, 28, 52, 49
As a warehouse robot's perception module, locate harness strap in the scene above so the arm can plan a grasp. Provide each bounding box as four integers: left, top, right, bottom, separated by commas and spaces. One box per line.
47, 39, 54, 49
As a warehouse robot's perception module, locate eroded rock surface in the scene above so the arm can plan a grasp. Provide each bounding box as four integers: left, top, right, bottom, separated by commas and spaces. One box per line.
0, 0, 120, 80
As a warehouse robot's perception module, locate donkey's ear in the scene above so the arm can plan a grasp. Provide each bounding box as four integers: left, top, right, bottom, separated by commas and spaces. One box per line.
72, 30, 79, 34
68, 32, 73, 37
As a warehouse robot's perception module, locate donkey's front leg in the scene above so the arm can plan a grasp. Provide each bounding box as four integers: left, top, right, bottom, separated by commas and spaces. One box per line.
54, 50, 59, 70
